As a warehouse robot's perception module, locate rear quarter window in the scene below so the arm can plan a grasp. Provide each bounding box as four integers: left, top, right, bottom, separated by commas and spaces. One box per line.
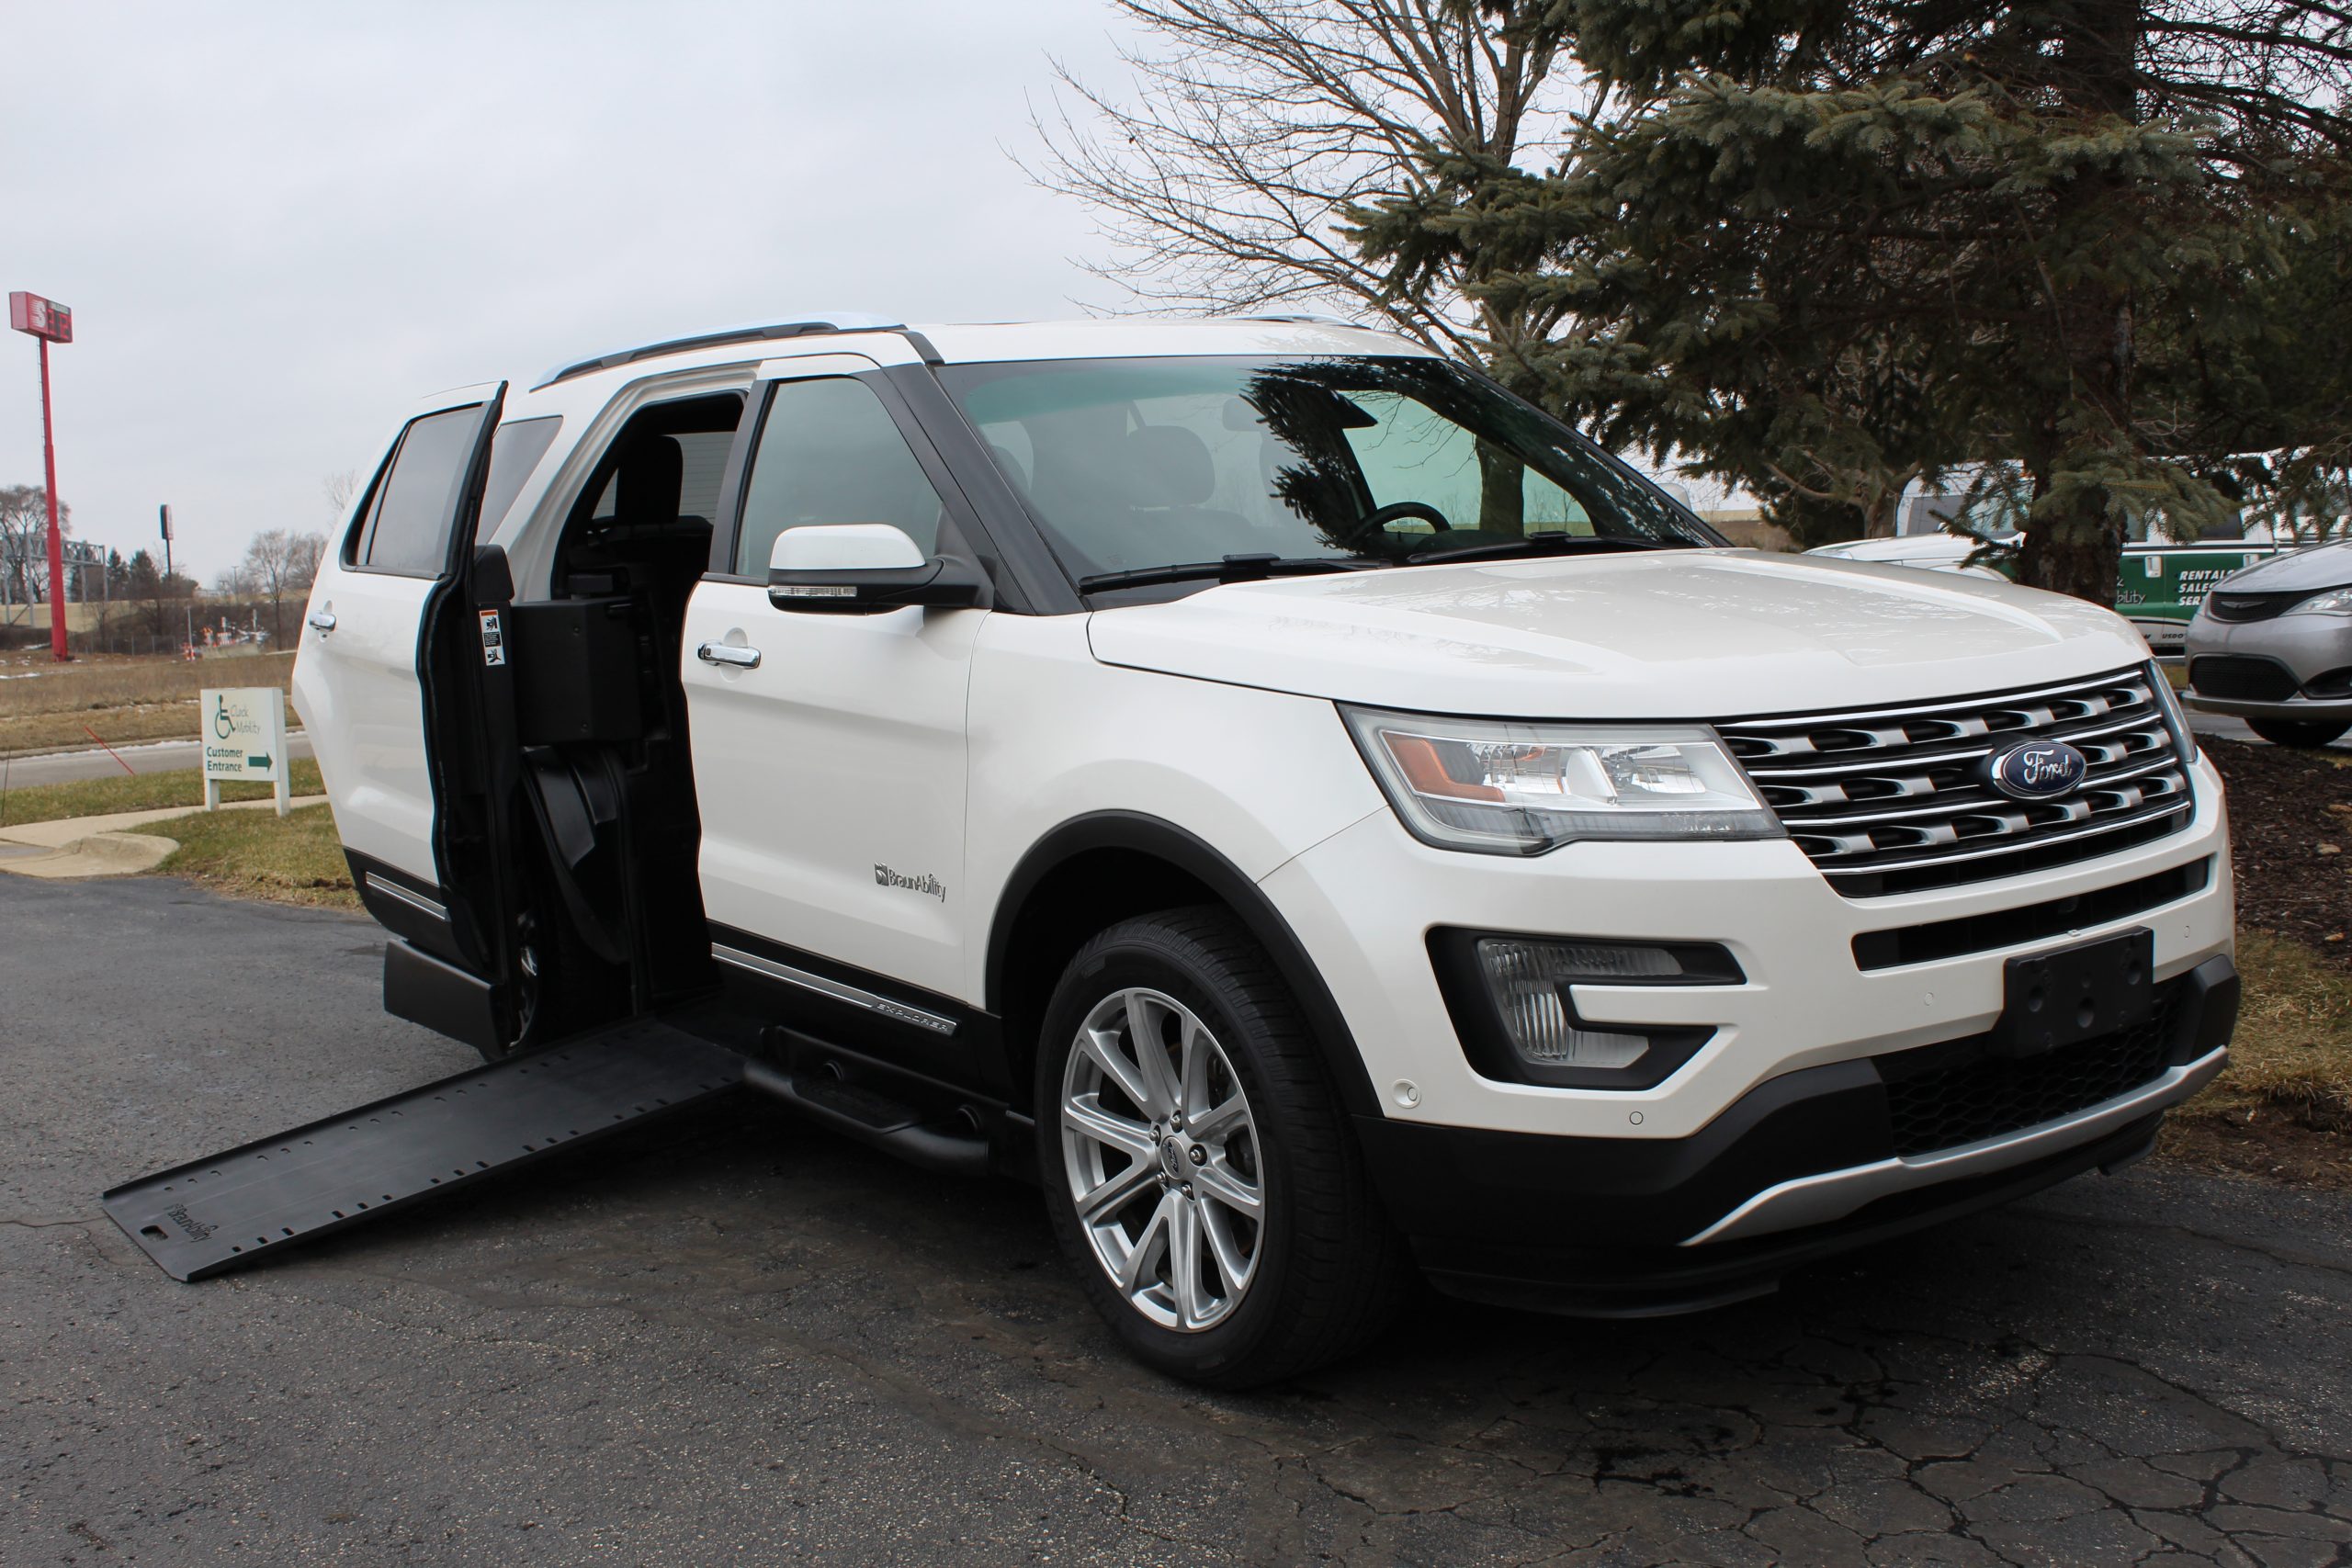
479, 416, 563, 534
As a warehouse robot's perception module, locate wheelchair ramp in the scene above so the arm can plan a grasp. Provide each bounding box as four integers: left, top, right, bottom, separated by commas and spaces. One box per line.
103, 1019, 743, 1280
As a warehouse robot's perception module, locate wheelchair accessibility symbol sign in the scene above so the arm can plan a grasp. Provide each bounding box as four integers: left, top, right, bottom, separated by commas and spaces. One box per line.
199, 686, 291, 815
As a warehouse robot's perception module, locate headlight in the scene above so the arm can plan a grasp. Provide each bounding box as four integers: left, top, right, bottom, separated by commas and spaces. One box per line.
2286, 587, 2352, 615
1340, 705, 1784, 855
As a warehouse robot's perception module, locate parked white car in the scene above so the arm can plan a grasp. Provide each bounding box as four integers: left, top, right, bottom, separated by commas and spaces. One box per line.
1805, 531, 2014, 572
1806, 529, 2291, 654
294, 314, 2236, 1385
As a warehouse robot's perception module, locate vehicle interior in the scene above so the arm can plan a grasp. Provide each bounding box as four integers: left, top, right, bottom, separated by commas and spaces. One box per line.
501, 391, 745, 1036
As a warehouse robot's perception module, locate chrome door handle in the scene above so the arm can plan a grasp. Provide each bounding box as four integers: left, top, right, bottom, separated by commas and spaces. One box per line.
696, 641, 761, 670
307, 610, 337, 633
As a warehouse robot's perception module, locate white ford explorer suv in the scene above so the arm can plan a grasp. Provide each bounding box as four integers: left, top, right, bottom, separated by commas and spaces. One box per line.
294, 313, 2236, 1387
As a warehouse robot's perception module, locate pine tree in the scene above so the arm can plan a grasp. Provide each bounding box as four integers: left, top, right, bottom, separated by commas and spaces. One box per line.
1358, 0, 2352, 599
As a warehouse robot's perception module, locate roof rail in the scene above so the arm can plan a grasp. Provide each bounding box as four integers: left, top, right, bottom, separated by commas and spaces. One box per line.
1230, 312, 1362, 328
531, 311, 907, 390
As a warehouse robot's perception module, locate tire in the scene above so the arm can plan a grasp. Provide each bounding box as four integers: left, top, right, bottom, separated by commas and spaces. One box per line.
1035, 907, 1407, 1388
2247, 716, 2349, 748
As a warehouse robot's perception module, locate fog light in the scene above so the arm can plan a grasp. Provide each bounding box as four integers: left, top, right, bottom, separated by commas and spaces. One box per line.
1430, 930, 1741, 1089
1478, 940, 1663, 1069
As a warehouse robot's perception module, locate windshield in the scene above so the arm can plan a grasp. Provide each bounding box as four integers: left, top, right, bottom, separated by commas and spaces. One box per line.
937, 355, 1718, 590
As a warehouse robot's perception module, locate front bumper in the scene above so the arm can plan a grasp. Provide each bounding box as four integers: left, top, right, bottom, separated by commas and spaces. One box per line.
1261, 753, 2233, 1141
1359, 956, 2236, 1315
2184, 612, 2352, 719
2182, 690, 2352, 722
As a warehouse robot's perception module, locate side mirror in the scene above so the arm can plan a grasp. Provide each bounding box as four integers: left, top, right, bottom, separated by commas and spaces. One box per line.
765, 524, 984, 614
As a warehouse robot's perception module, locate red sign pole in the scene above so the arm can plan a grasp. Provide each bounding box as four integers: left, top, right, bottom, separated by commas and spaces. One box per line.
10, 290, 74, 662
38, 335, 66, 661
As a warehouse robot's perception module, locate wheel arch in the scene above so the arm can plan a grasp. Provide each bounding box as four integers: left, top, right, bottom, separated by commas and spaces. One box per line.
986, 811, 1380, 1118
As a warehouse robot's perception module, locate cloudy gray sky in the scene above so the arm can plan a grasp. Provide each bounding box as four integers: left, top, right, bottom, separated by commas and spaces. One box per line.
0, 1, 1138, 583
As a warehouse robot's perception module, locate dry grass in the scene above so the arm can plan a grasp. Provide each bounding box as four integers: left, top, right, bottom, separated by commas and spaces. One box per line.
133, 801, 358, 908
0, 649, 294, 715
2163, 931, 2352, 1186
0, 651, 298, 755
0, 760, 327, 828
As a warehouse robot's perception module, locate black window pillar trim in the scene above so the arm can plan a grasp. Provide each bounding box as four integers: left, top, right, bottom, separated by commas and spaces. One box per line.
986, 810, 1380, 1117
882, 364, 1083, 616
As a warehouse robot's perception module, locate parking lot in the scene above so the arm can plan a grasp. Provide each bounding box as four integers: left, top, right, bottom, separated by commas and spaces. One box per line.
7, 873, 2349, 1565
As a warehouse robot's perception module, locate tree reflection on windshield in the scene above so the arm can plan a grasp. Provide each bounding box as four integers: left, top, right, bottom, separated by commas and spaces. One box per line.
939, 355, 1716, 586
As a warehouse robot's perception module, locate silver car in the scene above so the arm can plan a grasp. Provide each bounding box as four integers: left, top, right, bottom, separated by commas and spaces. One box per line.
2184, 538, 2352, 746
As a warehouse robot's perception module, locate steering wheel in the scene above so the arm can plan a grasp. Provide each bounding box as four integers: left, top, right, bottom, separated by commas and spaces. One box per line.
1357, 500, 1452, 536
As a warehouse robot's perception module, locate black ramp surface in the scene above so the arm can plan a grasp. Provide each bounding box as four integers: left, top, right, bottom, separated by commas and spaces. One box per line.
102, 1018, 742, 1280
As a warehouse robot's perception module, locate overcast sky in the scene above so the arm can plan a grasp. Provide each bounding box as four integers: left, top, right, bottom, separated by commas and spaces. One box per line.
0, 2, 1141, 582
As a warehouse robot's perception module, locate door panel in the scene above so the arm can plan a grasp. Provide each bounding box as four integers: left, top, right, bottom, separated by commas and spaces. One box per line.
294, 390, 500, 886
294, 566, 443, 879
683, 582, 983, 999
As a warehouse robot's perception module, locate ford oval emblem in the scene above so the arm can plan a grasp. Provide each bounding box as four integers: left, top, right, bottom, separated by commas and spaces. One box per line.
1986, 739, 2088, 800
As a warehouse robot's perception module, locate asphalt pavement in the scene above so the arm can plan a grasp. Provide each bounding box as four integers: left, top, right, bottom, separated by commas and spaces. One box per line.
6, 874, 2348, 1565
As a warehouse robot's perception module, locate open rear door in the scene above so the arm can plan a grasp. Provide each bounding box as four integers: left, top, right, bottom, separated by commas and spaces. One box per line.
398, 380, 547, 1053
299, 385, 504, 965
298, 379, 538, 1055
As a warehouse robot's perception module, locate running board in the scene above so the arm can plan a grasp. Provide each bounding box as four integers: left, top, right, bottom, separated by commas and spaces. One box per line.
741, 1059, 991, 1177
101, 1018, 743, 1281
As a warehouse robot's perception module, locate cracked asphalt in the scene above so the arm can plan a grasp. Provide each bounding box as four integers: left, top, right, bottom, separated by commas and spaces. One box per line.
6, 876, 2349, 1566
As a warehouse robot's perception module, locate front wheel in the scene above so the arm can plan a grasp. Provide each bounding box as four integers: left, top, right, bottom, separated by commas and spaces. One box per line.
1035, 908, 1405, 1388
2247, 716, 2349, 748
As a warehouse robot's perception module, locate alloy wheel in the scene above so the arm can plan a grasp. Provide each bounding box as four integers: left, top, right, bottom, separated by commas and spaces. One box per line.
1057, 986, 1264, 1331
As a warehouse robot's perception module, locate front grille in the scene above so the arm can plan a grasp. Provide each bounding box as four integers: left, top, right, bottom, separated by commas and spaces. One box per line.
2204, 589, 2310, 624
2188, 654, 2301, 702
1718, 667, 2195, 897
1850, 858, 2211, 970
1879, 992, 2180, 1157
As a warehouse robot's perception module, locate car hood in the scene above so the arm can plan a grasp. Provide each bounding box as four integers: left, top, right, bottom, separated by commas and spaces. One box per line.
2201, 539, 2352, 592
1086, 549, 2150, 718
1806, 533, 2003, 565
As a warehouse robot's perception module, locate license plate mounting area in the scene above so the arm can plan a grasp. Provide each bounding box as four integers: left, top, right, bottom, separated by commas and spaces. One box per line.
1991, 928, 2155, 1059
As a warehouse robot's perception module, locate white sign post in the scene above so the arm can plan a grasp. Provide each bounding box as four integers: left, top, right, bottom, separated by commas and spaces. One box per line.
200, 687, 290, 817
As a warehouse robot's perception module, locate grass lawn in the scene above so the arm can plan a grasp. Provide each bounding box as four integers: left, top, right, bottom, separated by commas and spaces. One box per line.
2164, 931, 2352, 1185
133, 800, 358, 909
0, 649, 298, 756
0, 758, 326, 828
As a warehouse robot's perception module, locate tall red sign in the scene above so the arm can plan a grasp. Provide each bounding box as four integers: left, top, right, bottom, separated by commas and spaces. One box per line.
9, 291, 73, 344
11, 290, 74, 660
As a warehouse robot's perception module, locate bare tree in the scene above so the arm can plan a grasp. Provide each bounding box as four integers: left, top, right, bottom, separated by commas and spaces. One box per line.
287, 529, 327, 587
239, 528, 328, 649
1026, 1, 1580, 374
0, 485, 71, 622
323, 469, 360, 520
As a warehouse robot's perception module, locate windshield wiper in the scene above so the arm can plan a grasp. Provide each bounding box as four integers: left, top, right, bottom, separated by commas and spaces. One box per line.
1078, 554, 1378, 593
1407, 532, 1697, 566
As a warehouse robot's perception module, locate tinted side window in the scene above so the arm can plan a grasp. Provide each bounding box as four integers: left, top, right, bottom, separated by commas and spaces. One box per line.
479, 416, 563, 534
735, 378, 945, 575
361, 404, 488, 577
586, 430, 736, 525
